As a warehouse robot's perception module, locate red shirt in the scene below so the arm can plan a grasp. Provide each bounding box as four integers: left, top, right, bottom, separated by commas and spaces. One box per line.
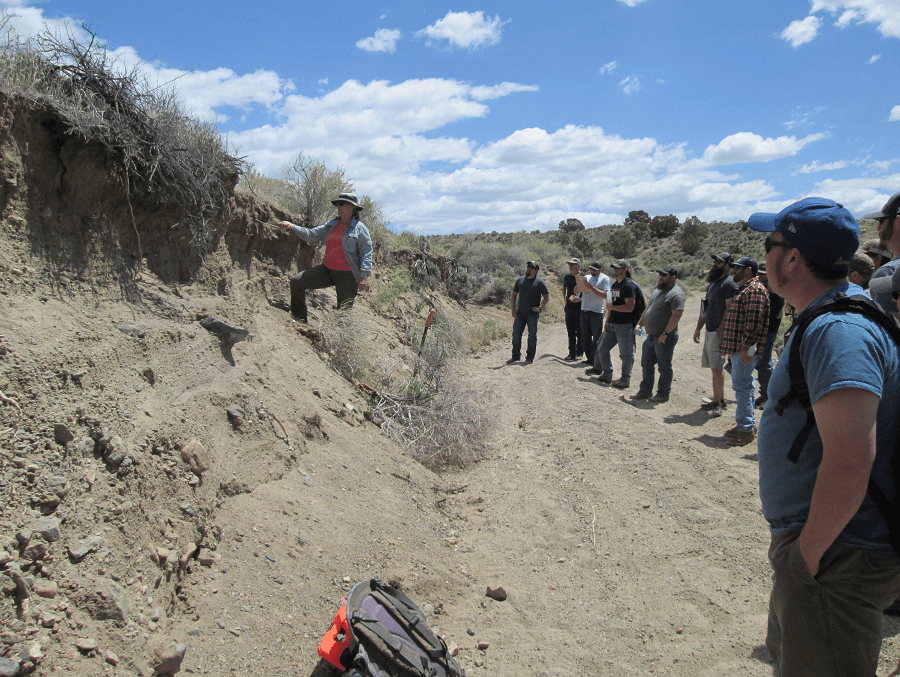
323, 223, 351, 271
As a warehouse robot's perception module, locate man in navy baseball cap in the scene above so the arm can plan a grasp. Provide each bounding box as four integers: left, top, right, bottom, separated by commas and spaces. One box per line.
748, 196, 900, 676
748, 197, 858, 273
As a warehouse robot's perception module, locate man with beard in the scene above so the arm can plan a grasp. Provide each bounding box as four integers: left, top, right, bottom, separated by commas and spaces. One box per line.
507, 261, 550, 365
750, 197, 900, 676
596, 259, 640, 388
562, 258, 583, 361
754, 261, 785, 409
632, 266, 685, 403
866, 191, 900, 318
719, 256, 769, 446
692, 252, 739, 417
862, 238, 892, 271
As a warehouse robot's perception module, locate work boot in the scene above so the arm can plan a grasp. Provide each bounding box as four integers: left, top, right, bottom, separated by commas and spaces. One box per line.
631, 390, 651, 400
564, 353, 576, 361
596, 374, 612, 383
649, 395, 669, 403
755, 396, 768, 409
611, 378, 630, 389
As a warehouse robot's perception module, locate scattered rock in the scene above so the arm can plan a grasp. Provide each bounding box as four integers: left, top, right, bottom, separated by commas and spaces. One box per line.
29, 517, 61, 543
0, 657, 20, 677
485, 585, 507, 601
54, 423, 74, 444
33, 581, 57, 599
103, 436, 129, 468
179, 503, 198, 518
477, 641, 490, 650
23, 533, 48, 561
180, 439, 211, 476
105, 650, 119, 666
118, 321, 150, 338
73, 637, 98, 653
141, 367, 156, 385
149, 640, 187, 675
226, 407, 245, 427
68, 535, 103, 562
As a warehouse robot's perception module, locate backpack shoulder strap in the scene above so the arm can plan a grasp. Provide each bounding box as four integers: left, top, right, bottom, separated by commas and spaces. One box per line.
774, 294, 900, 463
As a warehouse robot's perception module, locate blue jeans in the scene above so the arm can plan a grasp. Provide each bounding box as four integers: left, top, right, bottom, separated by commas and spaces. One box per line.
579, 311, 604, 363
730, 351, 758, 431
596, 322, 634, 379
639, 331, 678, 397
511, 310, 540, 361
756, 331, 777, 399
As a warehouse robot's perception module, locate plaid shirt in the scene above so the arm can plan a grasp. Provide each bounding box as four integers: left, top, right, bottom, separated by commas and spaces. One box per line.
719, 277, 770, 356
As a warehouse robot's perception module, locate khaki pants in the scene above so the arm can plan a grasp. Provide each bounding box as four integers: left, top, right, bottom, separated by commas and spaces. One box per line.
766, 530, 900, 676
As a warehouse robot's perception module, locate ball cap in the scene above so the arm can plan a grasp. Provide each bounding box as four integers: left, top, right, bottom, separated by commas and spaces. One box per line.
869, 266, 900, 295
733, 256, 758, 277
712, 252, 733, 264
566, 257, 581, 265
748, 197, 859, 273
656, 265, 678, 277
861, 191, 900, 221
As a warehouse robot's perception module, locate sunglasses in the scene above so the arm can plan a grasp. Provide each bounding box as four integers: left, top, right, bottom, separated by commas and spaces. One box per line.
764, 236, 793, 254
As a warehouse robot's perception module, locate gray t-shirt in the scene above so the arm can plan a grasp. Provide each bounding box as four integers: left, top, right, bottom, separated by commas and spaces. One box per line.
643, 283, 686, 336
871, 256, 900, 317
580, 273, 611, 313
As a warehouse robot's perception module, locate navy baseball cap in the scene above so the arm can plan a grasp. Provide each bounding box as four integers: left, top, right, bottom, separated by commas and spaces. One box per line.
748, 197, 859, 273
733, 256, 758, 277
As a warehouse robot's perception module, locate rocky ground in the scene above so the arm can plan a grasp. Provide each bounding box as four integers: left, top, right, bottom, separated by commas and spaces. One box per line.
2, 254, 900, 677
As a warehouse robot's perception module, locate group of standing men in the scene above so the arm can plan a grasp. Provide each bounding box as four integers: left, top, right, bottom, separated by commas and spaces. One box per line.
505, 192, 900, 676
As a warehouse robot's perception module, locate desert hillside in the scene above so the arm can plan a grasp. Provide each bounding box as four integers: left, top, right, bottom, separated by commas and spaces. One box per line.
1, 91, 899, 677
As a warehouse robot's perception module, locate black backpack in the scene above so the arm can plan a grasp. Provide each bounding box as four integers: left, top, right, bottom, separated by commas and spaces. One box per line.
342, 579, 465, 677
774, 293, 900, 553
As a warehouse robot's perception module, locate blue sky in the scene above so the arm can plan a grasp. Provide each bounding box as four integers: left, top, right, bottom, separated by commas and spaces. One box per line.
3, 0, 899, 234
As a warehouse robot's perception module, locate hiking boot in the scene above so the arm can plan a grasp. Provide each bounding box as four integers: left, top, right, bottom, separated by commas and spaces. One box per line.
564, 354, 576, 361
725, 425, 757, 437
649, 395, 669, 403
631, 390, 652, 400
524, 358, 534, 365
611, 378, 630, 389
727, 430, 756, 446
755, 396, 768, 409
596, 374, 612, 383
506, 357, 519, 364
711, 402, 725, 417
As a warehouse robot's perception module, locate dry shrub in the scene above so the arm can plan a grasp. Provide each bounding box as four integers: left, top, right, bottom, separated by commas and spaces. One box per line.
0, 19, 244, 252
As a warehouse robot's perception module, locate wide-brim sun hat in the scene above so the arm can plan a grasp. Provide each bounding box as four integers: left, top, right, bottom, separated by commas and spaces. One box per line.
332, 192, 363, 210
748, 197, 858, 273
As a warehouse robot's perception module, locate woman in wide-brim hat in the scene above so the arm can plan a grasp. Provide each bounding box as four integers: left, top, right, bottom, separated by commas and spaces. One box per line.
277, 192, 374, 323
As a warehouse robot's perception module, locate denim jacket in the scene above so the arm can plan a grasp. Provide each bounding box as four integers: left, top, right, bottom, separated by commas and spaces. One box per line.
290, 217, 373, 282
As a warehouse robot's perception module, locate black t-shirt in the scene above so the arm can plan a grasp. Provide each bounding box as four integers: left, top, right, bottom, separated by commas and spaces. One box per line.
514, 275, 550, 312
607, 278, 636, 324
563, 273, 579, 309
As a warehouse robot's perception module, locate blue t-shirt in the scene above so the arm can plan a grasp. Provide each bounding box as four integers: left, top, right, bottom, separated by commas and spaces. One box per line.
757, 282, 900, 551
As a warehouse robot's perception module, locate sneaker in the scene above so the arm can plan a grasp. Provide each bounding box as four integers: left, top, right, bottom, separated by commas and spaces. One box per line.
700, 399, 717, 410
506, 358, 519, 364
711, 402, 725, 417
524, 358, 534, 365
649, 395, 669, 403
631, 391, 651, 400
755, 396, 768, 409
564, 354, 576, 361
727, 430, 756, 446
611, 378, 630, 389
596, 374, 612, 383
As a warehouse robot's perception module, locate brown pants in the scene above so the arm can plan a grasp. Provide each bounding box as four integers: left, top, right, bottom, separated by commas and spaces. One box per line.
289, 265, 358, 320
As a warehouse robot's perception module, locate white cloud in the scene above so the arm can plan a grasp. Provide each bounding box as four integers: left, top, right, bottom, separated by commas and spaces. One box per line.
619, 75, 642, 94
702, 132, 827, 165
780, 16, 822, 47
811, 0, 900, 38
617, 0, 647, 6
807, 174, 900, 216
890, 105, 900, 121
599, 61, 619, 75
868, 54, 881, 63
357, 28, 402, 53
794, 160, 850, 174
417, 11, 507, 49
